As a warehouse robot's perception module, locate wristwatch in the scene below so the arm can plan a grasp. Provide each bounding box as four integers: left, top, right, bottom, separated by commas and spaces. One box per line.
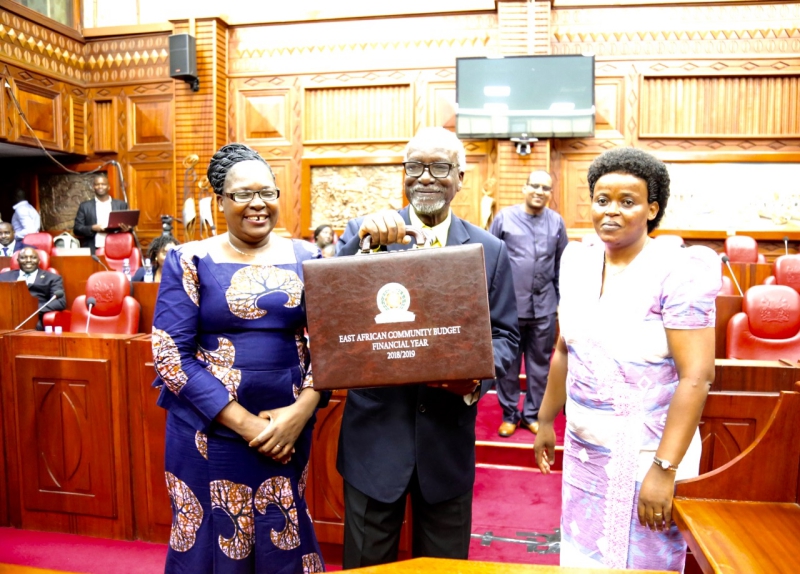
653, 456, 679, 472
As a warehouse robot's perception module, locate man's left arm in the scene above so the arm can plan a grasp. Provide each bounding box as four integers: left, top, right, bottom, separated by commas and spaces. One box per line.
49, 275, 67, 312
485, 240, 520, 389
553, 217, 568, 302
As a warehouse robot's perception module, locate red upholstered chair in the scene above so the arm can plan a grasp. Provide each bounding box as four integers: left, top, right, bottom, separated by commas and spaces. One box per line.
726, 285, 800, 360
0, 249, 58, 274
103, 233, 142, 274
654, 234, 685, 247
764, 254, 800, 293
68, 271, 140, 334
725, 235, 766, 264
21, 232, 54, 256
719, 275, 736, 296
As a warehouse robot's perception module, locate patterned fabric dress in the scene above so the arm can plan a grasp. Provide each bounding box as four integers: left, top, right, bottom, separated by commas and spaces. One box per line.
556, 240, 721, 571
151, 240, 326, 574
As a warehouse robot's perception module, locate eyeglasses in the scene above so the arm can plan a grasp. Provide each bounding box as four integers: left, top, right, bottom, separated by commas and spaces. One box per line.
403, 162, 457, 178
223, 188, 280, 203
524, 183, 552, 193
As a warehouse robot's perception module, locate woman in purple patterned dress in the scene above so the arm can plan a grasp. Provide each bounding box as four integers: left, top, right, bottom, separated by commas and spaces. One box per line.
152, 143, 327, 573
534, 148, 720, 571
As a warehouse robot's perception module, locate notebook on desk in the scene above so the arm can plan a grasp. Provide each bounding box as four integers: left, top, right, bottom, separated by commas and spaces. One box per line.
106, 209, 140, 229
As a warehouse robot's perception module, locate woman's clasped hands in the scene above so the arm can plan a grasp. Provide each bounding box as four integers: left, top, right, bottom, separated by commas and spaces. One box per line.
246, 404, 309, 464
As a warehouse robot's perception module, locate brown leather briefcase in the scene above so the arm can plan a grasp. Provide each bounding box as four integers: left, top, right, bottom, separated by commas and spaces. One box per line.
303, 230, 495, 390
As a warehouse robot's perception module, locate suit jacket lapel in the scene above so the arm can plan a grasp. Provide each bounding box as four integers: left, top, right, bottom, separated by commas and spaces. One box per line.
445, 215, 470, 247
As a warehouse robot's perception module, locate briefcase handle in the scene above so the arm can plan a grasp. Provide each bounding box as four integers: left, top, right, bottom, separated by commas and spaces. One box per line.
359, 226, 430, 253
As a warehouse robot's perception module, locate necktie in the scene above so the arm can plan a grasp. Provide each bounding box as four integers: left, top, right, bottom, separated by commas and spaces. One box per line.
422, 227, 442, 248
1, 247, 7, 256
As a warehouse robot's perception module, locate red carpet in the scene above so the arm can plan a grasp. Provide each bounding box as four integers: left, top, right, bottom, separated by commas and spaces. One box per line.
0, 528, 167, 573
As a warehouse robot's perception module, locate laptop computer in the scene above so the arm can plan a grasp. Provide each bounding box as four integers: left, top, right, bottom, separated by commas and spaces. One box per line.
106, 209, 140, 229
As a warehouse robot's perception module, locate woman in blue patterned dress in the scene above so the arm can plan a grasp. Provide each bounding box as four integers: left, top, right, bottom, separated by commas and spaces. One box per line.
534, 148, 720, 571
152, 143, 327, 573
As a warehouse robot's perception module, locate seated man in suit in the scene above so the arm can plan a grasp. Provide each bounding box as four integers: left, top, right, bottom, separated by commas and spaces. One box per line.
336, 127, 520, 568
73, 173, 130, 253
0, 247, 66, 330
0, 222, 24, 256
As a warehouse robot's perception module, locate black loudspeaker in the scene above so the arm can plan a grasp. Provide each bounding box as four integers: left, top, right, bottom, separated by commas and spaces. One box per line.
169, 34, 199, 91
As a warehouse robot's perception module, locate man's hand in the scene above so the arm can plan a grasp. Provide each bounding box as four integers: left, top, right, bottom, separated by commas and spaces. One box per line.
358, 210, 412, 248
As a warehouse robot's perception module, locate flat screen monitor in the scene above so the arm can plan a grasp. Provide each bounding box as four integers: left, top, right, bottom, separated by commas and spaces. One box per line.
456, 55, 595, 139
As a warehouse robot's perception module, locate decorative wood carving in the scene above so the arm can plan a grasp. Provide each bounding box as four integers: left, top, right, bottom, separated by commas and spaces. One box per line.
561, 155, 595, 229
14, 80, 60, 147
128, 163, 174, 240
128, 94, 172, 149
303, 85, 413, 144
84, 35, 170, 86
425, 82, 456, 131
235, 88, 291, 145
91, 97, 117, 152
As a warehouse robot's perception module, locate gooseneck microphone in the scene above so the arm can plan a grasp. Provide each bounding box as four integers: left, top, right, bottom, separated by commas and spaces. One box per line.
720, 255, 744, 297
784, 236, 789, 256
15, 289, 65, 330
85, 296, 97, 333
91, 254, 110, 271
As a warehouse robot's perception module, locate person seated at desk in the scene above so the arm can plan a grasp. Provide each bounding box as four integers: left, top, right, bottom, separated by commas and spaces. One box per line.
131, 234, 180, 282
0, 222, 24, 256
0, 247, 66, 330
73, 173, 131, 254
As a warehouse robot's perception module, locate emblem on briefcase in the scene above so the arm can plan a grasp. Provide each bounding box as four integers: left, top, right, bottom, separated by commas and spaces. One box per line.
375, 283, 415, 324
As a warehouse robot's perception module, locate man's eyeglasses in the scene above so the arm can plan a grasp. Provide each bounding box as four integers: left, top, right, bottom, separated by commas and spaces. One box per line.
403, 162, 457, 178
524, 183, 552, 193
223, 188, 281, 203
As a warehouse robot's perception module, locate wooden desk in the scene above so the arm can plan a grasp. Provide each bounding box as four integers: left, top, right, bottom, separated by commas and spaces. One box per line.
713, 358, 800, 392
47, 255, 105, 308
0, 282, 40, 331
132, 282, 159, 334
0, 255, 10, 269
0, 332, 137, 540
673, 500, 800, 574
348, 557, 672, 573
714, 295, 742, 359
675, 391, 800, 574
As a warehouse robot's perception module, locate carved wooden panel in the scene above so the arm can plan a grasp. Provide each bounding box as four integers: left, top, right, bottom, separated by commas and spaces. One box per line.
126, 336, 170, 543
84, 34, 171, 86
128, 163, 175, 240
595, 77, 625, 139
425, 83, 456, 131
698, 392, 779, 475
15, 81, 60, 147
128, 95, 172, 149
16, 356, 115, 517
451, 155, 489, 226
303, 85, 413, 143
641, 76, 800, 138
235, 89, 291, 145
69, 93, 87, 154
308, 391, 345, 545
92, 98, 118, 153
561, 155, 595, 229
267, 159, 292, 236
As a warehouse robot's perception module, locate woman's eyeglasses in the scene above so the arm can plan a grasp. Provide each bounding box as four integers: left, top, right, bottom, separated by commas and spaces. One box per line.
223, 188, 281, 203
403, 162, 457, 178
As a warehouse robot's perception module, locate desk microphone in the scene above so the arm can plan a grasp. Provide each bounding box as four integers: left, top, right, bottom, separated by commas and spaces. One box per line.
85, 296, 97, 333
91, 254, 110, 271
784, 236, 789, 256
14, 289, 65, 330
720, 255, 744, 297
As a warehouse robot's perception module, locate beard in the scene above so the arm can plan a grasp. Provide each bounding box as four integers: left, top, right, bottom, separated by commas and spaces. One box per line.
408, 190, 446, 215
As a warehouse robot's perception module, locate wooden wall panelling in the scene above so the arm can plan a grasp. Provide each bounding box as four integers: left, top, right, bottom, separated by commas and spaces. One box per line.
128, 161, 175, 243
126, 335, 171, 543
128, 94, 173, 150
425, 82, 456, 133
495, 140, 549, 214
235, 88, 291, 146
4, 332, 135, 539
560, 154, 595, 229
454, 143, 490, 226
14, 80, 61, 148
173, 18, 228, 243
0, 331, 10, 526
91, 96, 119, 153
68, 92, 87, 154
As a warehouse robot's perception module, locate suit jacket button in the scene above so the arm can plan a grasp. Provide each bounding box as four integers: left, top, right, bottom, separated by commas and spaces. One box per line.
419, 404, 426, 413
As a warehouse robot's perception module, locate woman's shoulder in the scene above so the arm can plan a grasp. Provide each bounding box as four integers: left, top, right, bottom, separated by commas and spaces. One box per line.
291, 238, 322, 261
653, 241, 720, 272
173, 237, 216, 261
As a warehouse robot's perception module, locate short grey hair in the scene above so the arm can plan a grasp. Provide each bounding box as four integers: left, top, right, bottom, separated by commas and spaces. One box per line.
403, 127, 466, 172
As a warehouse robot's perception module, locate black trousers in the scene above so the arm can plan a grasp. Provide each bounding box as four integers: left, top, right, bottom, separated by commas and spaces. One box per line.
342, 472, 473, 569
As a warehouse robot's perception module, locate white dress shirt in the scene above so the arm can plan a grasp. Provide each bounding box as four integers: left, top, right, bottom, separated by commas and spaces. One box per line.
95, 197, 113, 248
12, 201, 41, 239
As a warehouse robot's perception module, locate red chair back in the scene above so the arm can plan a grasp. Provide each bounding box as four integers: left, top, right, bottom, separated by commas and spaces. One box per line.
725, 236, 766, 264
69, 271, 140, 334
103, 233, 142, 274
22, 232, 54, 256
727, 285, 800, 360
0, 249, 58, 275
771, 255, 800, 293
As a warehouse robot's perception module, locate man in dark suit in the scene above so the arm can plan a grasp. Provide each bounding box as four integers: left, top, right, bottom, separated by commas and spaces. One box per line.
0, 247, 66, 330
0, 222, 24, 256
73, 173, 129, 253
336, 127, 520, 568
